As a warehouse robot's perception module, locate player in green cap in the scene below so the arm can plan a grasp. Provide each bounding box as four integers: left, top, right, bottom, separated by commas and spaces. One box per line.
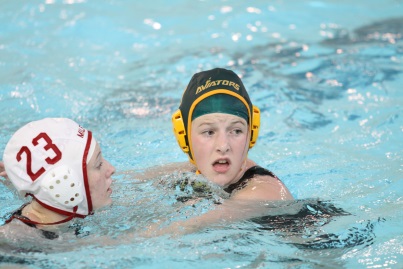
172, 67, 293, 201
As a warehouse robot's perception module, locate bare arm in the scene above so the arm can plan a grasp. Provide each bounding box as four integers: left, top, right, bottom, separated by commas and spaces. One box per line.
144, 199, 261, 237
144, 175, 293, 237
120, 161, 196, 180
136, 158, 293, 236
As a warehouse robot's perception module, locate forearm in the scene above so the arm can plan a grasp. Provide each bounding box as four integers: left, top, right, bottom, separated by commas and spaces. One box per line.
154, 199, 268, 236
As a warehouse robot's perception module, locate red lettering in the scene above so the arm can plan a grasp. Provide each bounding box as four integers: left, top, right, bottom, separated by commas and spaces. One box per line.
77, 126, 85, 138
16, 133, 62, 181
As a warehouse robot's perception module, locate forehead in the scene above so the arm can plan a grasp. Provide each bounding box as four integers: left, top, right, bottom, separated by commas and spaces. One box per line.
88, 142, 101, 163
192, 113, 247, 125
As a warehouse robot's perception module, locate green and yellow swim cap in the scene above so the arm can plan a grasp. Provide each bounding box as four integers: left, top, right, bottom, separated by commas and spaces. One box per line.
192, 94, 249, 123
172, 68, 260, 163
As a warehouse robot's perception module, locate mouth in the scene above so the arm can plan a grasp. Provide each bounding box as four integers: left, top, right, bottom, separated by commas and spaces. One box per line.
212, 158, 231, 173
107, 185, 113, 195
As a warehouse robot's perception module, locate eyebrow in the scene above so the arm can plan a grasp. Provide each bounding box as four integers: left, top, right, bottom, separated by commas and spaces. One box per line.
230, 120, 247, 126
94, 151, 102, 163
195, 120, 247, 128
196, 122, 215, 127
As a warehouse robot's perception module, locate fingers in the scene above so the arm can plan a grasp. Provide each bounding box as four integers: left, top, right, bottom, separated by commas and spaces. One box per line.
0, 161, 9, 180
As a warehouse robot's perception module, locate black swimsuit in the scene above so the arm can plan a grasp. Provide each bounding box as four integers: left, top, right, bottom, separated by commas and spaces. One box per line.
223, 166, 279, 195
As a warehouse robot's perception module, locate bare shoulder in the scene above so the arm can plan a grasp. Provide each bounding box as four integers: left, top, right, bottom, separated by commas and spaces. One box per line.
231, 174, 294, 201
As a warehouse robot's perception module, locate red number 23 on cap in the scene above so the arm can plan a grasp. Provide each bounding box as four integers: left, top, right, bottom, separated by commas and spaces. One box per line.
16, 133, 62, 181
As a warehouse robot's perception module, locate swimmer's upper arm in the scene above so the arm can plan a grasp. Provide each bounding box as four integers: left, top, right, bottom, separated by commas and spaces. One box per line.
144, 162, 195, 178
121, 162, 196, 180
230, 175, 294, 201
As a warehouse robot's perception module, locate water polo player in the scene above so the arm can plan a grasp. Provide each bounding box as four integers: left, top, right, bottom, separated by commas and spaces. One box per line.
172, 68, 293, 201
0, 118, 115, 238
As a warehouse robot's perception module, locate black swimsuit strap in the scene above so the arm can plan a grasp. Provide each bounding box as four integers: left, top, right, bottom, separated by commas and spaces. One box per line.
5, 204, 59, 240
223, 166, 278, 194
5, 203, 34, 226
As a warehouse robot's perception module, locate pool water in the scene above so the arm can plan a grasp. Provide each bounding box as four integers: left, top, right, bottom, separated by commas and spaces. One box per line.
0, 0, 402, 268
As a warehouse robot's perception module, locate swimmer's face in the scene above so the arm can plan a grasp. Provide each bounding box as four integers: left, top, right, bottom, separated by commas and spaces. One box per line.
190, 113, 249, 187
87, 142, 115, 210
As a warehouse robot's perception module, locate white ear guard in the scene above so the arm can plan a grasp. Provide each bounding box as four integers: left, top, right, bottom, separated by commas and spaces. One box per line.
40, 165, 84, 208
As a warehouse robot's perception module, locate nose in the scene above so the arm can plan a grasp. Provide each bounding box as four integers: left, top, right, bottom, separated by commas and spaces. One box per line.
216, 132, 230, 153
106, 160, 116, 177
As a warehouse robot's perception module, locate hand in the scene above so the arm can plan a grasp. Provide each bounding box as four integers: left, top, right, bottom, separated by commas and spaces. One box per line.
0, 161, 12, 189
0, 161, 7, 179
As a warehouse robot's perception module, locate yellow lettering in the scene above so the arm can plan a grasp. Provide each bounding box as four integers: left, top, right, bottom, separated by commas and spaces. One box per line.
196, 79, 240, 94
196, 85, 206, 94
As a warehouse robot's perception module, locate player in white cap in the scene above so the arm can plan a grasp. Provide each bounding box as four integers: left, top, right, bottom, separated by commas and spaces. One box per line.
0, 118, 115, 238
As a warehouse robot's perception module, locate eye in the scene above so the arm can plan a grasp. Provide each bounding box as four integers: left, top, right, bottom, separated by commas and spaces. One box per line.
202, 130, 214, 136
231, 128, 244, 135
96, 162, 103, 169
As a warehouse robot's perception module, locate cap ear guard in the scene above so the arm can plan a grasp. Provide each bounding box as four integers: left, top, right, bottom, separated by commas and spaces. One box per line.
172, 110, 189, 153
249, 105, 260, 148
40, 165, 84, 208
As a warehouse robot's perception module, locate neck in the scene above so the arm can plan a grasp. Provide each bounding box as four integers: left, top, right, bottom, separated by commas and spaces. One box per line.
225, 158, 256, 187
22, 200, 72, 230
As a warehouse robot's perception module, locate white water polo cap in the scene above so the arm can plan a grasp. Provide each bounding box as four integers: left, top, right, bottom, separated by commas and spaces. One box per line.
3, 118, 97, 218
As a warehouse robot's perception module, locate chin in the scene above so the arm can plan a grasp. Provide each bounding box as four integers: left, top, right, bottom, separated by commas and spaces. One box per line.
93, 200, 113, 211
211, 176, 232, 187
105, 199, 113, 206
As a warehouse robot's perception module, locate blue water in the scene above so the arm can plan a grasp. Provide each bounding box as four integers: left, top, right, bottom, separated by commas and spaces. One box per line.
0, 0, 402, 268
